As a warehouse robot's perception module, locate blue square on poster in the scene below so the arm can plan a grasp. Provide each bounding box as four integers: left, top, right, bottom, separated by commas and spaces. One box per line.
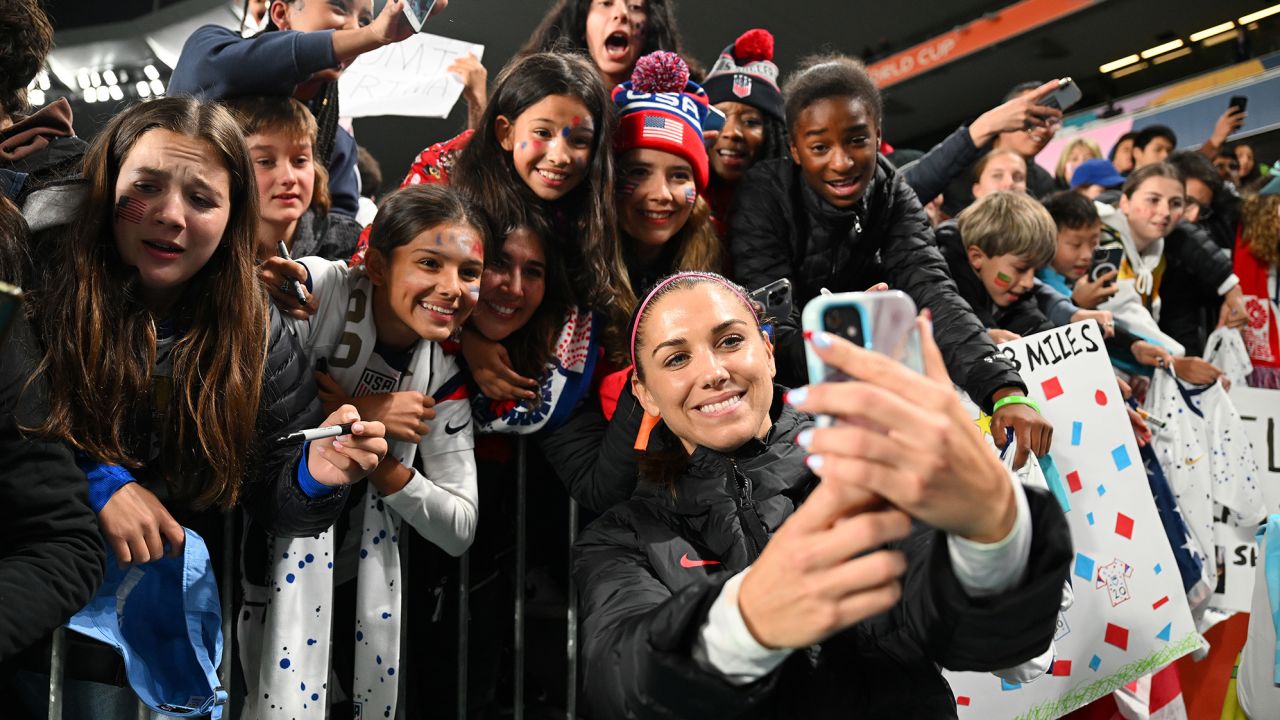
1074, 553, 1095, 582
1087, 512, 1095, 525
1112, 445, 1132, 472
1071, 421, 1083, 446
1001, 678, 1021, 691
1154, 563, 1163, 575
1097, 484, 1107, 496
1089, 655, 1101, 671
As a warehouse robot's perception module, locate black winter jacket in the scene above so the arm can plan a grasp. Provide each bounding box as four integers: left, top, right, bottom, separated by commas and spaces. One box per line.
1157, 221, 1236, 357
575, 394, 1072, 719
728, 156, 1025, 409
900, 125, 986, 205
935, 221, 1054, 336
0, 314, 104, 663
538, 382, 645, 514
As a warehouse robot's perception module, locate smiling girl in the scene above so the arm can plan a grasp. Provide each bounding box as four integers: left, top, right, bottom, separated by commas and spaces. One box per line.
699, 29, 790, 241
728, 53, 1051, 466
520, 0, 683, 88
243, 183, 484, 717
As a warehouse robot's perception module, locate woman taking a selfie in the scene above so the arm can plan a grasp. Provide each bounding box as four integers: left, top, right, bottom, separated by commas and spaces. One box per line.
574, 271, 1071, 717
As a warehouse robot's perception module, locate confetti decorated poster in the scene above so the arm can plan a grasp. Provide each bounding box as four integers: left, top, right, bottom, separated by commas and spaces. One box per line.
946, 321, 1202, 719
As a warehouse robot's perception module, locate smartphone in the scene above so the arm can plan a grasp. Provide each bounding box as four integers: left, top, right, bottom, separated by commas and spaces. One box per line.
1089, 246, 1125, 286
801, 292, 923, 424
1229, 95, 1248, 113
748, 278, 792, 321
0, 282, 22, 348
402, 0, 437, 32
1041, 78, 1082, 113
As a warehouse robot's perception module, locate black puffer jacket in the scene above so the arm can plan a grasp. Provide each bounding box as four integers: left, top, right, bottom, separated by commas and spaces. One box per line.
1157, 221, 1236, 357
575, 393, 1072, 719
900, 125, 986, 205
0, 314, 103, 663
729, 156, 1025, 409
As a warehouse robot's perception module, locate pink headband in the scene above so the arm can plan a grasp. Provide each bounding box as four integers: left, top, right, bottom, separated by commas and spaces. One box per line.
629, 272, 758, 368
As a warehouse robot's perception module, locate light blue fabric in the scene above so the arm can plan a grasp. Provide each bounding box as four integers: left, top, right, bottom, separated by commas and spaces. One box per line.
66, 529, 226, 718
1259, 515, 1280, 685
1036, 268, 1073, 298
1037, 454, 1070, 513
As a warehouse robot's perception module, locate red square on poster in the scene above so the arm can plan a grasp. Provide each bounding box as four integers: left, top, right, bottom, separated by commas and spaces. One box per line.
1105, 623, 1129, 651
1051, 660, 1072, 676
1115, 513, 1134, 539
956, 696, 970, 706
1066, 470, 1082, 493
1041, 376, 1064, 400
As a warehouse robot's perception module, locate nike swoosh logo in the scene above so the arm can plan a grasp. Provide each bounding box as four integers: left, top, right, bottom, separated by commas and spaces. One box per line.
445, 419, 470, 435
680, 553, 721, 569
1184, 455, 1205, 466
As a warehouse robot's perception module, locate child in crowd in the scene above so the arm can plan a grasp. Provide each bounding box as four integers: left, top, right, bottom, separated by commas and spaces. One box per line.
21, 97, 386, 717
1069, 158, 1126, 201
169, 0, 437, 216
936, 191, 1057, 342
729, 53, 1051, 466
700, 29, 790, 240
1130, 125, 1177, 171
344, 52, 622, 402
1111, 131, 1138, 175
1054, 137, 1101, 190
1097, 163, 1238, 382
1039, 190, 1115, 306
242, 184, 482, 718
520, 0, 682, 87
611, 52, 721, 324
226, 95, 361, 264
971, 148, 1027, 200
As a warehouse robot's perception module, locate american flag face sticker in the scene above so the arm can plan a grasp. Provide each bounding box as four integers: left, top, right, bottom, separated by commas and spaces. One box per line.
115, 196, 147, 224
618, 180, 639, 197
684, 187, 696, 205
642, 116, 683, 144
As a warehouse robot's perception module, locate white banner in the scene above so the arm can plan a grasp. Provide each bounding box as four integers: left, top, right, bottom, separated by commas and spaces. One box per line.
1231, 386, 1280, 516
947, 322, 1202, 719
338, 33, 483, 118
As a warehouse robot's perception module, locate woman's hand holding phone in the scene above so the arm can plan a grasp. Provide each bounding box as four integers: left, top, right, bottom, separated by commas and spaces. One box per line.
787, 314, 1018, 544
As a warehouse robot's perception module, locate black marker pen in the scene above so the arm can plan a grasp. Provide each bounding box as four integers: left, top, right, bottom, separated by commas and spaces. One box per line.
277, 240, 310, 308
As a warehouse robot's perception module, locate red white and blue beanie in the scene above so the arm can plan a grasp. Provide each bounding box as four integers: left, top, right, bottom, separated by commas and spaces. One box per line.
613, 52, 711, 191
702, 29, 784, 121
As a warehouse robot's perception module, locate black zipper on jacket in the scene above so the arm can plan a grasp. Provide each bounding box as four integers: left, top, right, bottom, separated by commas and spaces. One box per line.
729, 459, 770, 563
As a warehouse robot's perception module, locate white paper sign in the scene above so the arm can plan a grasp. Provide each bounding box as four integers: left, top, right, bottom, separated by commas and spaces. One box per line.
947, 322, 1202, 719
1231, 386, 1280, 515
338, 33, 484, 118
1211, 520, 1258, 614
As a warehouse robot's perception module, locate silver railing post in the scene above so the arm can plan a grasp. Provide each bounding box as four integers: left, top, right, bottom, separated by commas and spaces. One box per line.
565, 499, 579, 720
514, 437, 528, 720
456, 550, 470, 720
47, 627, 65, 720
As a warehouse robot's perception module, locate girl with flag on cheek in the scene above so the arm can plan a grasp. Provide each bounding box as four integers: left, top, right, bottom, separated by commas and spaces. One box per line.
243, 183, 485, 717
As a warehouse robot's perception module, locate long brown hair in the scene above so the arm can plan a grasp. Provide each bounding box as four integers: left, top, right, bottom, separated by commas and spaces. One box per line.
1242, 193, 1280, 267
32, 97, 266, 511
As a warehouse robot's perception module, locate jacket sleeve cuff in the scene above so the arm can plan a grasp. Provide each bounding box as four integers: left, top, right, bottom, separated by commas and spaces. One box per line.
80, 460, 137, 513
296, 441, 336, 498
692, 568, 794, 684
1217, 274, 1240, 296
294, 29, 339, 75
947, 476, 1032, 597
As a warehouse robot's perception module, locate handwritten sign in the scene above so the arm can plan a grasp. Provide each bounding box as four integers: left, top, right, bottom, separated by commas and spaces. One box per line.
338, 33, 484, 118
947, 322, 1202, 719
1232, 386, 1280, 515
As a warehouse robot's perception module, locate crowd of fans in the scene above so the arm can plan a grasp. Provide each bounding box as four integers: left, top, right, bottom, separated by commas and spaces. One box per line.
1, 0, 1278, 718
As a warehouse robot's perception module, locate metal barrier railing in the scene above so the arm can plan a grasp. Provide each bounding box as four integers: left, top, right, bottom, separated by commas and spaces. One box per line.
44, 435, 581, 720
